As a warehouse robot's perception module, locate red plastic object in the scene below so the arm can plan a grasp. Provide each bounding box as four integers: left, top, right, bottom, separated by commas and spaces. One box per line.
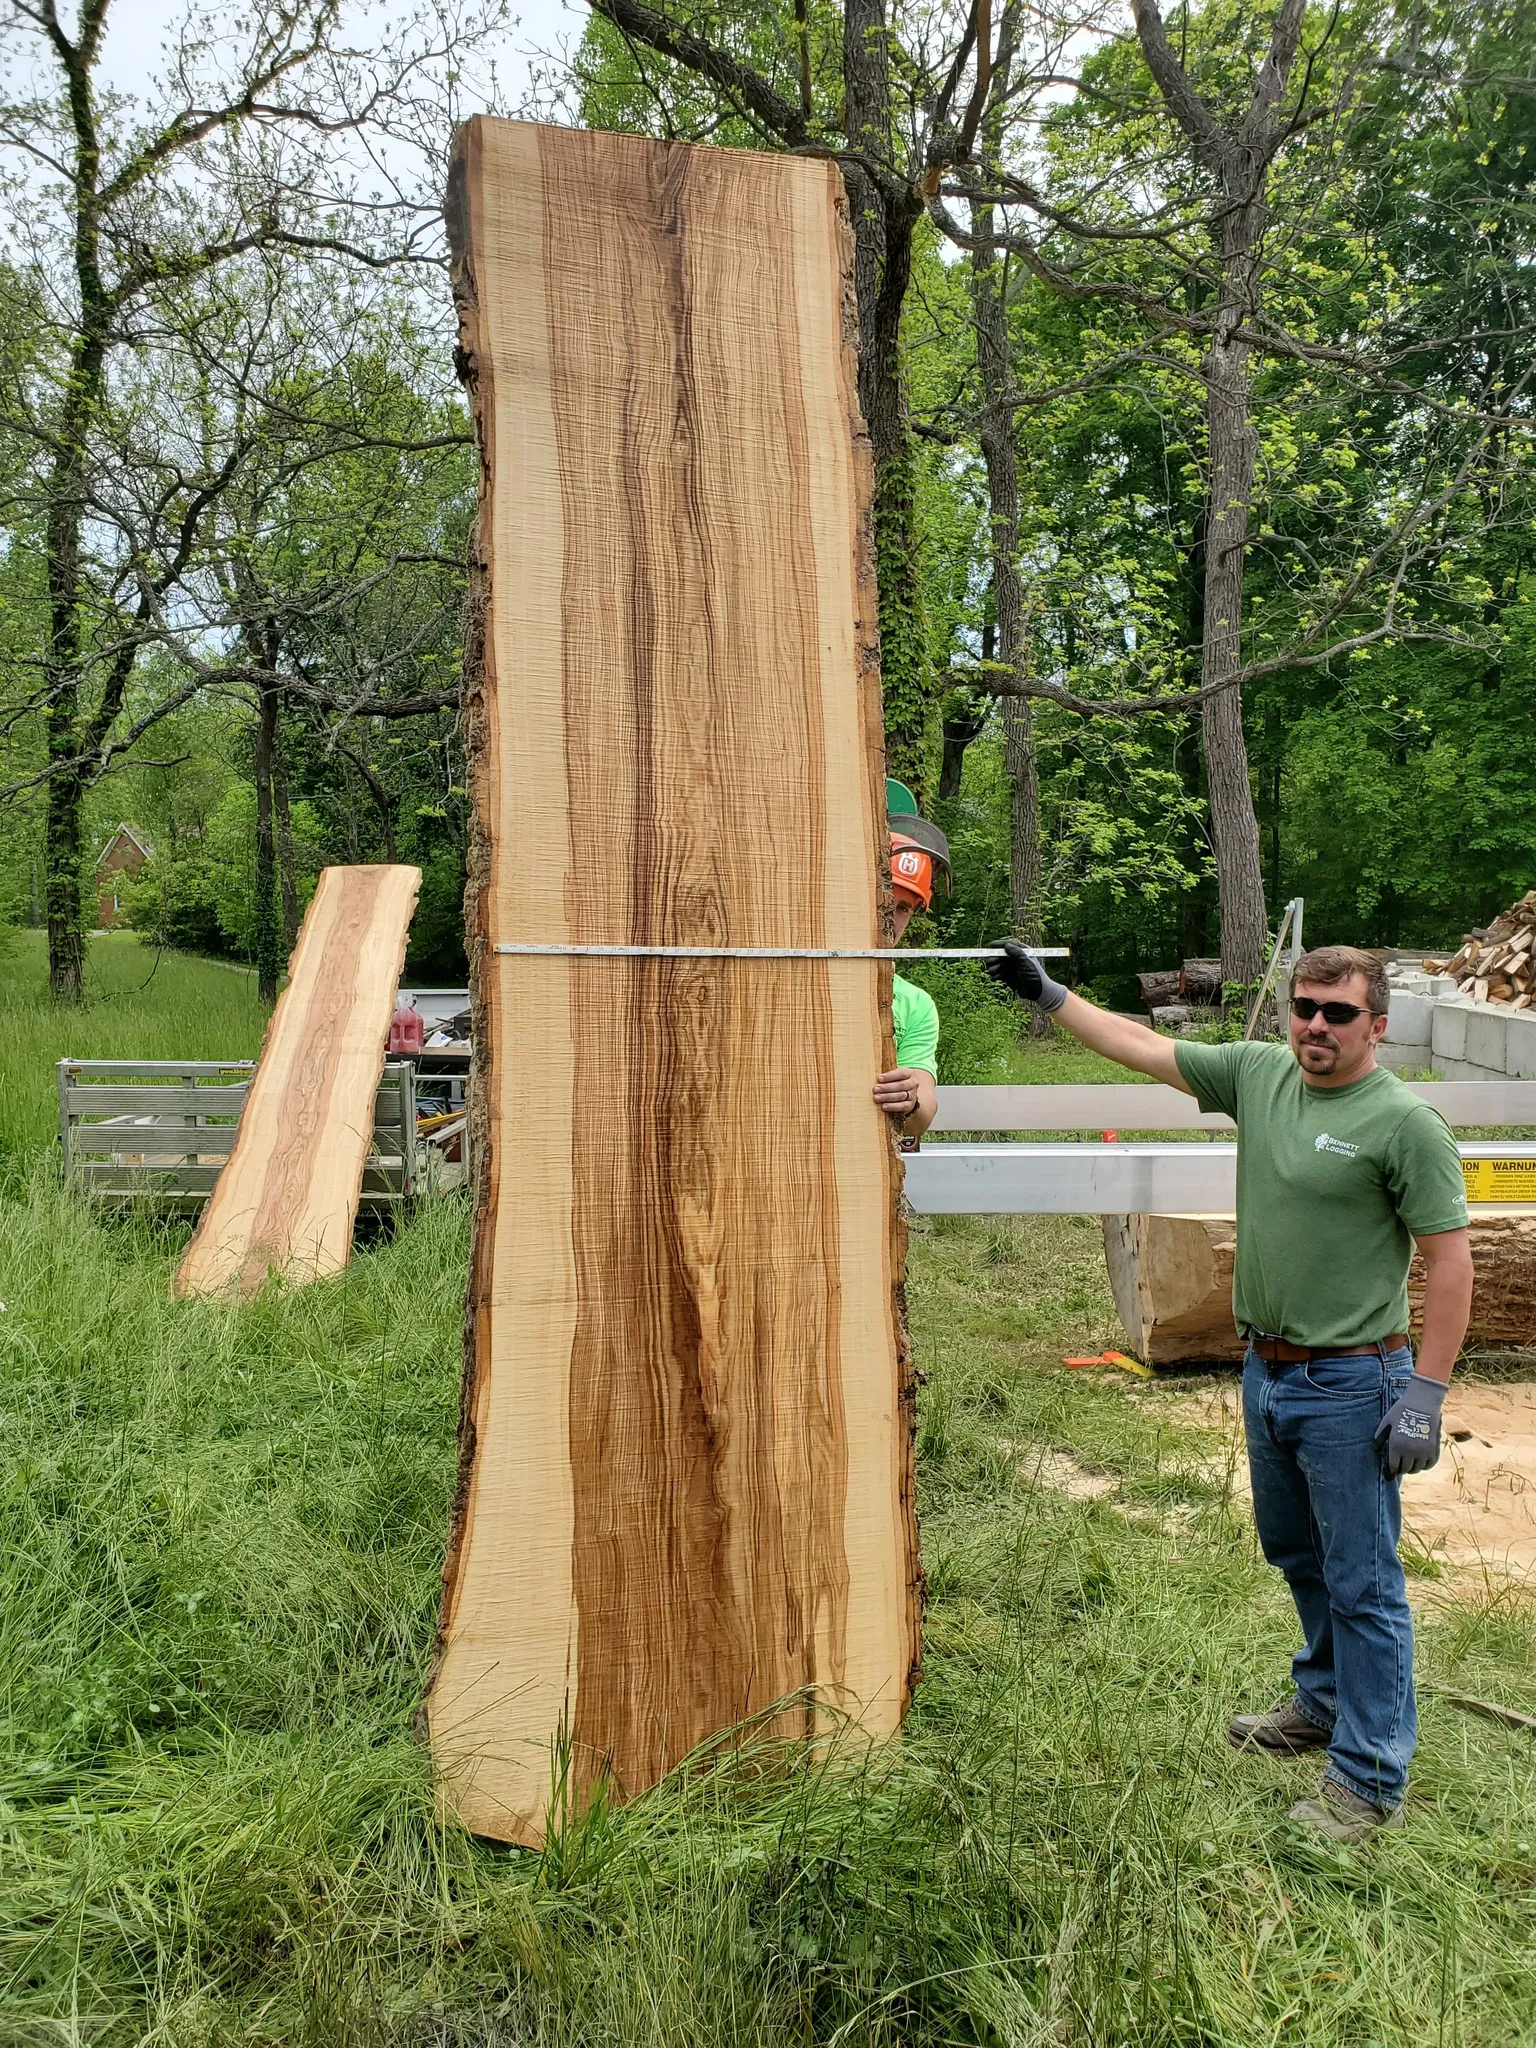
388, 998, 425, 1055
1102, 1128, 1119, 1142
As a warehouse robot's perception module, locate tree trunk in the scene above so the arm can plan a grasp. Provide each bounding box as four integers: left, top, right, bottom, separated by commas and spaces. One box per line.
253, 681, 282, 1004
45, 763, 87, 1002
1196, 132, 1274, 991
274, 739, 300, 948
938, 698, 985, 799
843, 0, 929, 794
970, 147, 1048, 1026
1199, 300, 1268, 990
1130, 0, 1306, 994
42, 359, 104, 1004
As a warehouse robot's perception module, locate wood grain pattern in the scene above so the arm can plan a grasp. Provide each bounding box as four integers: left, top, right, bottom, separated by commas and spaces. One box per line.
427, 118, 919, 1846
173, 864, 420, 1299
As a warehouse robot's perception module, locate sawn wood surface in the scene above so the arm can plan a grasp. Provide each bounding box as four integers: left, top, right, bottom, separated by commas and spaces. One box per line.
428, 118, 919, 1846
173, 864, 420, 1300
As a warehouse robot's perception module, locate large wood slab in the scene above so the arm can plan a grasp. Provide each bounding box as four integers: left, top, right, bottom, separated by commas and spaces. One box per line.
428, 119, 919, 1845
174, 864, 420, 1299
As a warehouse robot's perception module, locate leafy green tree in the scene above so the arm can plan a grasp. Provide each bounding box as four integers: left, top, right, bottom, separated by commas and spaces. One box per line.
0, 0, 503, 999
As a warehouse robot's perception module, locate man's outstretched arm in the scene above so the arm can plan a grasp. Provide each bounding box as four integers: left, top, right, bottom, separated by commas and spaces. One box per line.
987, 944, 1194, 1094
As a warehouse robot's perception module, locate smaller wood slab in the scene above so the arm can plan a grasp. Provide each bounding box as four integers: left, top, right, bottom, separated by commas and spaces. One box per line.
174, 864, 420, 1300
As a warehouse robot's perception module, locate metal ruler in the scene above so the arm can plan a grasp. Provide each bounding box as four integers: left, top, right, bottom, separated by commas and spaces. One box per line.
491, 944, 1070, 960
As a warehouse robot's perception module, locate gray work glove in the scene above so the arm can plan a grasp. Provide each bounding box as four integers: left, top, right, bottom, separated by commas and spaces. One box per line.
1373, 1373, 1448, 1476
985, 939, 1070, 1013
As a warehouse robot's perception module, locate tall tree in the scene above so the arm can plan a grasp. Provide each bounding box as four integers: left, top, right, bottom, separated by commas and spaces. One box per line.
927, 0, 1533, 982
0, 0, 497, 998
1126, 0, 1303, 981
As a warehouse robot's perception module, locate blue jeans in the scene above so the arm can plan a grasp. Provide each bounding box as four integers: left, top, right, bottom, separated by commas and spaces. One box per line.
1242, 1343, 1416, 1810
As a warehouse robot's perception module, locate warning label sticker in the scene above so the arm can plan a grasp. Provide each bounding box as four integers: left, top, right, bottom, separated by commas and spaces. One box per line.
1462, 1157, 1536, 1203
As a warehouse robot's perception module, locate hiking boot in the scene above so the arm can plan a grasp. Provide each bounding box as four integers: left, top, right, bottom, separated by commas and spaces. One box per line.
1288, 1777, 1405, 1844
1227, 1696, 1332, 1755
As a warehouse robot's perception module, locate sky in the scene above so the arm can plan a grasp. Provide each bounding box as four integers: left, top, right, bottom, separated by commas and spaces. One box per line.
8, 0, 588, 119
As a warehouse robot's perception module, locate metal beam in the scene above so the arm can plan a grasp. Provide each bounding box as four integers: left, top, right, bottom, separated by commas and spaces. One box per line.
905, 1143, 1236, 1214
931, 1080, 1536, 1132
932, 1085, 1229, 1131
904, 1141, 1536, 1214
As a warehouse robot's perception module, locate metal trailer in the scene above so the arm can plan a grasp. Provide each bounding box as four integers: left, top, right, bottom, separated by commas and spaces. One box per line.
57, 1058, 419, 1208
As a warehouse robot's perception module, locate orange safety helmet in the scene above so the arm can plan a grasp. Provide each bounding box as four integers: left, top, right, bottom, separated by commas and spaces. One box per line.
890, 832, 935, 910
886, 778, 951, 911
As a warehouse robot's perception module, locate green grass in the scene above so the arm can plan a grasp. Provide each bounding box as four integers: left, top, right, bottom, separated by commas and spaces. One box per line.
0, 932, 267, 1162
1, 952, 1534, 2044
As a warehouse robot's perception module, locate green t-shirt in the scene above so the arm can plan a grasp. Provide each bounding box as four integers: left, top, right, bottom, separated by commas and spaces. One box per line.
1173, 1041, 1468, 1348
892, 974, 939, 1077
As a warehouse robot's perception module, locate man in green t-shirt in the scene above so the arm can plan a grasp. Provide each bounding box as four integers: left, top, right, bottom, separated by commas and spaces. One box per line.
872, 792, 944, 1139
986, 940, 1473, 1843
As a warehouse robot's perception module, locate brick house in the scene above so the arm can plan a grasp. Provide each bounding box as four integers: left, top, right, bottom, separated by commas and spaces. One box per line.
94, 823, 153, 928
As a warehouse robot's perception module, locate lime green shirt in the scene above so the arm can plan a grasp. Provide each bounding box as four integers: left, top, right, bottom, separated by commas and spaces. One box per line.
892, 974, 939, 1077
1174, 1041, 1468, 1348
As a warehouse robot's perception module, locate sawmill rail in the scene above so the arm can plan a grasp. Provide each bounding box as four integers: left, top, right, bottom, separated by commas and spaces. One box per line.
57, 1058, 419, 1206
930, 1080, 1536, 1130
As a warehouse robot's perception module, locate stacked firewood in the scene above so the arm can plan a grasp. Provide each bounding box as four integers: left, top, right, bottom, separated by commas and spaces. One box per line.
1426, 891, 1536, 1008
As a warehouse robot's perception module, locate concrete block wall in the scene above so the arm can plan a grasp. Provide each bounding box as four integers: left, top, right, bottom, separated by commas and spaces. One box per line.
1347, 964, 1535, 1083
1377, 975, 1526, 1082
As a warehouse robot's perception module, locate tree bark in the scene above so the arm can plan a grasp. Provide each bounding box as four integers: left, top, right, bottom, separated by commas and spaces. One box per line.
938, 698, 985, 800
253, 679, 282, 1004
842, 0, 930, 794
274, 741, 300, 948
43, 332, 108, 1003
1199, 292, 1268, 988
968, 56, 1046, 1023
1132, 0, 1307, 990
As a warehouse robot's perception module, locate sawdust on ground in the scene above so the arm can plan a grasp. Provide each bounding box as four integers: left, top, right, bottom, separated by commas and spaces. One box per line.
1168, 1381, 1536, 1585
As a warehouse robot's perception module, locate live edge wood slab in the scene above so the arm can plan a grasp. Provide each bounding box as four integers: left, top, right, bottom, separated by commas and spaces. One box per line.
426, 119, 920, 1846
174, 864, 421, 1301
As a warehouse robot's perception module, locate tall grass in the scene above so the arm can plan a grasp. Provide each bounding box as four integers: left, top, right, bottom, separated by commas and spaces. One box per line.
0, 933, 267, 1161
0, 961, 1533, 2043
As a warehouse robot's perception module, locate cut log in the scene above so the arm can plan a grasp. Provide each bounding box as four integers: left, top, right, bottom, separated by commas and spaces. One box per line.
1411, 1213, 1536, 1347
427, 119, 918, 1848
1103, 1210, 1536, 1364
173, 864, 420, 1299
1151, 1003, 1219, 1030
1102, 1214, 1243, 1366
1179, 958, 1224, 1004
1136, 969, 1180, 1010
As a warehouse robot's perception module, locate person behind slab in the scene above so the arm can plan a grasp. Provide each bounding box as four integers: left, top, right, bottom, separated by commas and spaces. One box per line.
871, 781, 947, 1143
986, 939, 1474, 1845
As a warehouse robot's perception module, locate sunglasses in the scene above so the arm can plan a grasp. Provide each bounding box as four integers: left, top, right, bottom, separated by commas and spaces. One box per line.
1290, 996, 1377, 1026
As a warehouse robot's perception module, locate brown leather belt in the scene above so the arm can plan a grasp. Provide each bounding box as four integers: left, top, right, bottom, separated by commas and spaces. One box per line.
1249, 1333, 1408, 1364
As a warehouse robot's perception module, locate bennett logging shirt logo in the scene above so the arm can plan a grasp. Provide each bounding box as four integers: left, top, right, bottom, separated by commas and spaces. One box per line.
1173, 1040, 1468, 1349
1314, 1132, 1360, 1159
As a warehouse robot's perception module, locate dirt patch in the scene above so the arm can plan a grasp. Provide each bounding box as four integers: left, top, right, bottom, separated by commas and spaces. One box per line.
1170, 1382, 1536, 1584
1007, 1444, 1120, 1501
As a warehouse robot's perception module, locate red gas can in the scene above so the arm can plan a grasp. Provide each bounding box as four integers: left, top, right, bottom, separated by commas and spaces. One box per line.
388, 998, 425, 1055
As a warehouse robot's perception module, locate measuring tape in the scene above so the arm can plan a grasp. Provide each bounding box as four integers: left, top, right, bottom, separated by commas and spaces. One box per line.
490, 944, 1071, 960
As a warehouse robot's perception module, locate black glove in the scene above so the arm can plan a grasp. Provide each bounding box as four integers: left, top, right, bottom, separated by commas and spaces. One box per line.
985, 940, 1070, 1013
1373, 1373, 1448, 1476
